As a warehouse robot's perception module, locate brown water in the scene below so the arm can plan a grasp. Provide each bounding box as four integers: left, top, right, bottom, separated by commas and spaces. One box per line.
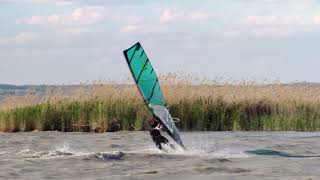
1, 131, 320, 179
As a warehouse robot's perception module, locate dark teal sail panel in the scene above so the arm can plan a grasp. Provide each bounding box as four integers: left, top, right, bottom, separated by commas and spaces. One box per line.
123, 42, 165, 106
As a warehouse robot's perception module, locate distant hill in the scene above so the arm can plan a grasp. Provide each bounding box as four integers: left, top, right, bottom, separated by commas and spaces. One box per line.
286, 82, 320, 87
0, 84, 114, 101
0, 84, 48, 101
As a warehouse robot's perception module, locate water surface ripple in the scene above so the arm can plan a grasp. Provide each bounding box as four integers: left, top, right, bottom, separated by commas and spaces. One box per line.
1, 131, 320, 179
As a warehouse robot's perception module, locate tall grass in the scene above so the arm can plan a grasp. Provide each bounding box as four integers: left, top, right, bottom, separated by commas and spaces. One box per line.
1, 75, 320, 132
0, 98, 149, 132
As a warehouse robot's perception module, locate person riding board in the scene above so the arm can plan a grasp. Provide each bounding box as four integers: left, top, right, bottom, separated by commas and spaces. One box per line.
148, 116, 175, 151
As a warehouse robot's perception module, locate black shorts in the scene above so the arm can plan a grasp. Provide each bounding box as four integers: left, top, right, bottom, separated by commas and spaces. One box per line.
152, 135, 169, 149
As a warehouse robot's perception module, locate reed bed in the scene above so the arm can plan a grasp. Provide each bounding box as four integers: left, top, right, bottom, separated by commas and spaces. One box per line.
1, 75, 320, 132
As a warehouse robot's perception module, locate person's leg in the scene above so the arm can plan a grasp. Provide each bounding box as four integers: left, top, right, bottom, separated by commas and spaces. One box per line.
156, 141, 162, 150
159, 136, 176, 150
154, 135, 176, 151
159, 136, 169, 144
152, 136, 163, 150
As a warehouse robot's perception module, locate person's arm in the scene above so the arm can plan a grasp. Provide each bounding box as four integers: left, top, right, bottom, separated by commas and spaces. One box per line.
154, 124, 163, 130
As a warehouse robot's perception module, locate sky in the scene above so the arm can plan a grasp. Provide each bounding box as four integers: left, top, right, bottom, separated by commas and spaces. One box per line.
1, 0, 320, 85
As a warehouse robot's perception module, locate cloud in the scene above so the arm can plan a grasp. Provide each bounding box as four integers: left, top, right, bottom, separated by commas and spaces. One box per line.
16, 6, 105, 26
313, 16, 320, 25
0, 0, 73, 5
223, 25, 314, 40
121, 9, 215, 34
189, 12, 211, 21
121, 24, 141, 33
236, 0, 316, 13
0, 0, 158, 6
242, 15, 308, 26
236, 15, 320, 38
160, 9, 182, 23
160, 9, 215, 23
0, 27, 91, 47
111, 14, 142, 24
249, 27, 295, 38
71, 6, 105, 22
120, 24, 168, 34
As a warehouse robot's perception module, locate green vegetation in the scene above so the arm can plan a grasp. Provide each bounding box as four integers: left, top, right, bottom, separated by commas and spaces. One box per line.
0, 98, 150, 132
1, 78, 320, 132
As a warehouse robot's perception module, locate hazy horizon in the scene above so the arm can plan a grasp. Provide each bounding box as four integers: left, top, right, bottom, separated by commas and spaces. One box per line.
1, 0, 320, 85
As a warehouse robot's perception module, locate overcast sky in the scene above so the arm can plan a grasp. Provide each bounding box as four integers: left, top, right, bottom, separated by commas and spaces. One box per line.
1, 0, 320, 85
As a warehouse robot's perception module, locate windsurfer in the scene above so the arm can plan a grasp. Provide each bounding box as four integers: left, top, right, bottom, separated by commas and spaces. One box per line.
148, 116, 175, 150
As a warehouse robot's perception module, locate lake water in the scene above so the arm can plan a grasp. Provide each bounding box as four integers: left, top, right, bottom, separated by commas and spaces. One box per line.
1, 131, 320, 179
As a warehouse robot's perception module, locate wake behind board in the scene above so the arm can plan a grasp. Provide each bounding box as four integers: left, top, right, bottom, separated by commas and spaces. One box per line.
123, 42, 186, 150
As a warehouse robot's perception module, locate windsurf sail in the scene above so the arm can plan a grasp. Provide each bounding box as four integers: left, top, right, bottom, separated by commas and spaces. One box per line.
123, 42, 185, 149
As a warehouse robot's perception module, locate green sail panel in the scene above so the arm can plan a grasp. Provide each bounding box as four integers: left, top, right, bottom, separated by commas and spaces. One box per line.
123, 42, 165, 106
